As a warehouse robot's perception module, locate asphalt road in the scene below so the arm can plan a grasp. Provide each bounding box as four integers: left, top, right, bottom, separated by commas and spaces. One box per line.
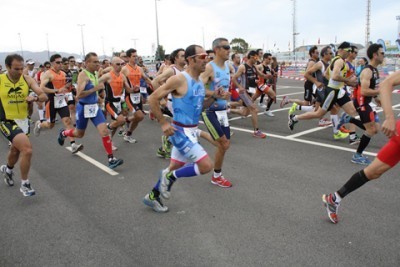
1, 79, 399, 266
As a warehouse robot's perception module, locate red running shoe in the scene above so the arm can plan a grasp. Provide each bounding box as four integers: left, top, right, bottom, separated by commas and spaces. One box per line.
211, 175, 232, 188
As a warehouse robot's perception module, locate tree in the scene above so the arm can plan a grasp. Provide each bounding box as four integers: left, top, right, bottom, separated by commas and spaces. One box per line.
155, 45, 166, 61
230, 38, 250, 54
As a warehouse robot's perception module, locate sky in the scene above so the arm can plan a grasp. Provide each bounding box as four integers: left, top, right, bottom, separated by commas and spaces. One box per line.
1, 0, 399, 58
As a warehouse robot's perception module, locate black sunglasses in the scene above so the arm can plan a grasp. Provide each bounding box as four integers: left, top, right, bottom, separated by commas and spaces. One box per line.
218, 45, 231, 50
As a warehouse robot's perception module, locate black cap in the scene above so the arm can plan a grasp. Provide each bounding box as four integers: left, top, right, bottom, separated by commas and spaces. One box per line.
338, 41, 351, 49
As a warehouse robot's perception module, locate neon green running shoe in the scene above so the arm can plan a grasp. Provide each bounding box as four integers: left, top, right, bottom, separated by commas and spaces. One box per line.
288, 103, 298, 116
333, 131, 349, 140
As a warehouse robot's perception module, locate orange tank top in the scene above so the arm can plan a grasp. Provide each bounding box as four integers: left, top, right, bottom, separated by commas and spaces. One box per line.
110, 71, 123, 97
49, 69, 66, 89
126, 64, 141, 87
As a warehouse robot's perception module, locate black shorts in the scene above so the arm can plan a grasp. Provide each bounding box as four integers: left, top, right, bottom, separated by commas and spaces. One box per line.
315, 88, 326, 104
321, 87, 351, 111
45, 99, 70, 123
0, 120, 27, 142
304, 82, 313, 102
355, 102, 376, 124
201, 111, 230, 140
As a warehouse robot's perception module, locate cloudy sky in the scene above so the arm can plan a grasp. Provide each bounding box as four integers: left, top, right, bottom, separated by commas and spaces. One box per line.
1, 0, 399, 57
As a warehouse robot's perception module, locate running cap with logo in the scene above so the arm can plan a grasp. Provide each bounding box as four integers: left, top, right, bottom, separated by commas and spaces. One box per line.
26, 59, 35, 65
338, 42, 351, 49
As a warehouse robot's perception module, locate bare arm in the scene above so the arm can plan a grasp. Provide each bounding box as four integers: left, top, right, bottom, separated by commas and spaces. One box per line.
332, 59, 357, 86
360, 68, 379, 97
40, 71, 70, 94
151, 67, 174, 90
25, 75, 47, 103
380, 71, 400, 138
304, 61, 323, 87
76, 71, 105, 99
232, 65, 246, 92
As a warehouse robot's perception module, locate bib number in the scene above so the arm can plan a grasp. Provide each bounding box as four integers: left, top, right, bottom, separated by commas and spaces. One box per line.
84, 104, 99, 118
183, 127, 199, 143
54, 94, 67, 108
215, 110, 229, 127
14, 119, 29, 134
130, 93, 141, 104
113, 102, 122, 114
248, 87, 256, 94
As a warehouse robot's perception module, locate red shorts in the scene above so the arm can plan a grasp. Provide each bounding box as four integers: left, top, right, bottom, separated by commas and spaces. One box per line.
377, 120, 400, 167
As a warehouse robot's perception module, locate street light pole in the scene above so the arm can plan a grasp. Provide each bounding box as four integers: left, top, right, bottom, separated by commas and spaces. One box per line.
131, 38, 138, 49
77, 24, 86, 58
46, 33, 50, 60
155, 0, 160, 50
18, 33, 23, 58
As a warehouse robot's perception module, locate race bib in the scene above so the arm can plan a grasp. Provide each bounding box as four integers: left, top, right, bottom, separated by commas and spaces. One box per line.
54, 94, 67, 108
14, 119, 29, 134
66, 92, 74, 102
215, 110, 229, 127
140, 87, 147, 94
130, 93, 141, 104
84, 104, 99, 118
183, 127, 199, 143
248, 87, 256, 94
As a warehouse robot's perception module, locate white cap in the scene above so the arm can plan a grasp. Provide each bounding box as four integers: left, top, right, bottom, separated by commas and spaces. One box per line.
26, 59, 35, 65
76, 59, 83, 63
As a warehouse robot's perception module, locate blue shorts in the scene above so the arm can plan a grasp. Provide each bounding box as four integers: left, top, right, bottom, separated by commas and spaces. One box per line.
201, 110, 230, 140
76, 102, 106, 130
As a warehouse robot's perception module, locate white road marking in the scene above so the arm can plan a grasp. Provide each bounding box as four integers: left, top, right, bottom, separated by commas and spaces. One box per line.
66, 147, 119, 176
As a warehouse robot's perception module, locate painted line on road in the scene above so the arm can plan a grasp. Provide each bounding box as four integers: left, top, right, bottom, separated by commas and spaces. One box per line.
228, 125, 378, 157
65, 147, 119, 176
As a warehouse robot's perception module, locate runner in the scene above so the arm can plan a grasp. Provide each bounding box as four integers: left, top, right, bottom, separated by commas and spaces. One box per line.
0, 54, 48, 196
322, 70, 400, 224
143, 44, 225, 212
57, 52, 123, 169
33, 54, 83, 154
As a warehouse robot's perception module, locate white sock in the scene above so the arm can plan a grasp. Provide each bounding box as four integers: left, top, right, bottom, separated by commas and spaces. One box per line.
334, 192, 342, 203
213, 171, 221, 178
38, 109, 44, 121
21, 179, 30, 185
331, 115, 339, 134
6, 166, 13, 174
301, 106, 314, 112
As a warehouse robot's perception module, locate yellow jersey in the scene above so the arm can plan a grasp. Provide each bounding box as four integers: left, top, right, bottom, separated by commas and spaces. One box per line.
0, 73, 29, 120
327, 56, 348, 90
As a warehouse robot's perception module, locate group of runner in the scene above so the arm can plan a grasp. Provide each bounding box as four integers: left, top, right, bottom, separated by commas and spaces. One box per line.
1, 38, 399, 224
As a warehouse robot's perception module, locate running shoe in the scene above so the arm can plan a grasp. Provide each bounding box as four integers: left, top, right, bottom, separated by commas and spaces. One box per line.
162, 135, 172, 154
143, 193, 168, 213
1, 165, 14, 186
258, 102, 267, 109
322, 193, 339, 224
33, 121, 41, 137
351, 153, 372, 166
333, 131, 349, 140
20, 182, 35, 197
108, 157, 124, 169
124, 135, 137, 143
264, 110, 275, 117
156, 147, 170, 159
211, 175, 232, 188
339, 126, 351, 133
159, 168, 173, 199
288, 114, 297, 131
71, 143, 84, 154
57, 128, 66, 146
337, 113, 351, 129
252, 130, 267, 138
280, 95, 290, 108
318, 118, 332, 127
117, 130, 124, 137
288, 103, 298, 116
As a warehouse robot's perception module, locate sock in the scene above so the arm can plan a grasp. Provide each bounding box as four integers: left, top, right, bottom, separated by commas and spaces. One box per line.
349, 132, 356, 140
70, 140, 75, 145
292, 116, 298, 122
337, 170, 369, 198
21, 179, 30, 185
173, 163, 200, 178
300, 105, 314, 112
334, 192, 342, 203
266, 98, 274, 110
349, 118, 366, 130
213, 169, 222, 178
356, 134, 371, 154
149, 189, 160, 200
38, 109, 44, 121
260, 94, 265, 104
6, 164, 13, 174
331, 115, 339, 134
102, 135, 113, 155
63, 129, 75, 137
